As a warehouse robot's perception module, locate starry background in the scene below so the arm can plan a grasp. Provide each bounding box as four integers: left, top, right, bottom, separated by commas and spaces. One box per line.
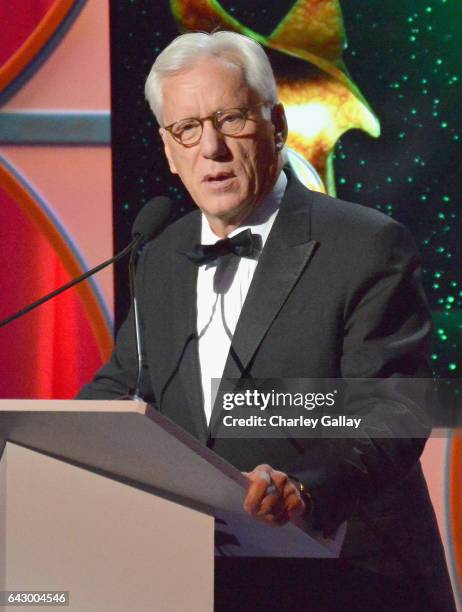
109, 0, 461, 378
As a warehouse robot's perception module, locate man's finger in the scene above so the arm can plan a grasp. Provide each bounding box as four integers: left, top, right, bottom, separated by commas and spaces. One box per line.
260, 508, 291, 526
269, 470, 288, 490
243, 466, 296, 519
255, 489, 284, 517
244, 469, 275, 513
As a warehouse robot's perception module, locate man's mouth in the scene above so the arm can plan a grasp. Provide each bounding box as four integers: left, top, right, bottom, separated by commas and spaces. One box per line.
203, 172, 235, 183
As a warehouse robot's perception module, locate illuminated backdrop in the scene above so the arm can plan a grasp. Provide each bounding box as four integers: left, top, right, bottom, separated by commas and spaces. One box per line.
0, 0, 459, 604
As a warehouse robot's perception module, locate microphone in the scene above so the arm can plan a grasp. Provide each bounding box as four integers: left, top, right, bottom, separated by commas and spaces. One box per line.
0, 196, 173, 329
131, 196, 173, 243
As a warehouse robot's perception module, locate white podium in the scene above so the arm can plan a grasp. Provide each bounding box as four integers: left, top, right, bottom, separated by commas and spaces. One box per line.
0, 400, 342, 612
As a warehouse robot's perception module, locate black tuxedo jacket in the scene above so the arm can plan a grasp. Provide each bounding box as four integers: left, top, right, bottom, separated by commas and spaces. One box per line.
79, 170, 454, 607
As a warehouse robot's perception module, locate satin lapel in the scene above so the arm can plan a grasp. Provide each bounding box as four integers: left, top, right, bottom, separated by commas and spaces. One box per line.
227, 236, 318, 378
212, 174, 318, 416
169, 213, 209, 443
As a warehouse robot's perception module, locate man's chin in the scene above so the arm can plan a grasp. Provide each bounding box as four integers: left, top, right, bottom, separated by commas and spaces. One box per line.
196, 192, 249, 220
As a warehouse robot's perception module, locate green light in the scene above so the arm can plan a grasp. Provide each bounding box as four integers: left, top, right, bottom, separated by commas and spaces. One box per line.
425, 6, 432, 12
449, 364, 457, 371
433, 283, 440, 289
431, 354, 438, 361
447, 296, 455, 303
438, 213, 446, 220
441, 122, 448, 128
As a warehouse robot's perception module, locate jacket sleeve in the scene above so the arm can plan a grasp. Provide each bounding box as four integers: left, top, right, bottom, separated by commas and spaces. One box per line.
294, 220, 433, 535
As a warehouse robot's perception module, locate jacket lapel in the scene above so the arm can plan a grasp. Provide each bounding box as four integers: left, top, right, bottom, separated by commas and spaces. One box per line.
209, 173, 319, 429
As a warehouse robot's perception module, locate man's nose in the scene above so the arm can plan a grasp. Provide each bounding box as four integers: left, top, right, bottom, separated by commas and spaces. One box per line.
200, 120, 229, 159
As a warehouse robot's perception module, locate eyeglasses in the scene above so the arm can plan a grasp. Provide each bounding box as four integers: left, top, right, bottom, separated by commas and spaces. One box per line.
163, 103, 271, 147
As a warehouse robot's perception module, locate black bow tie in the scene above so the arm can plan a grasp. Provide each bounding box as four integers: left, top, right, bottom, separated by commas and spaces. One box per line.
185, 228, 261, 266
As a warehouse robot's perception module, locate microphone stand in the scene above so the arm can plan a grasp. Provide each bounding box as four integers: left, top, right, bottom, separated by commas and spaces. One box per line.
0, 237, 141, 329
127, 243, 145, 401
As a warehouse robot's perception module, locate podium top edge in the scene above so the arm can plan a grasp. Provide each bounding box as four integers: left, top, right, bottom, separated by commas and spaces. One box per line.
0, 399, 148, 414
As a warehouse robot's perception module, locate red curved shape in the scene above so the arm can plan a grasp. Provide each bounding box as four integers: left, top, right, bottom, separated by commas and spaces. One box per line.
0, 1, 55, 66
0, 169, 113, 399
0, 0, 77, 92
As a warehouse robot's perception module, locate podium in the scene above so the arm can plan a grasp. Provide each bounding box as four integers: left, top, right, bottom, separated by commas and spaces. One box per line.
0, 400, 343, 611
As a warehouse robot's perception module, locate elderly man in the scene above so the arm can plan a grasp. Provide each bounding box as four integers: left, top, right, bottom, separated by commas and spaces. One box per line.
79, 32, 455, 611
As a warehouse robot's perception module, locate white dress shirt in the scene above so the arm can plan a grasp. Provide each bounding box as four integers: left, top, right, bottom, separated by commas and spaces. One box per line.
197, 171, 287, 423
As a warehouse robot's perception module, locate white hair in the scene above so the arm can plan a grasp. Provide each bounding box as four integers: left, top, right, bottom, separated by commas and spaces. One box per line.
144, 31, 279, 126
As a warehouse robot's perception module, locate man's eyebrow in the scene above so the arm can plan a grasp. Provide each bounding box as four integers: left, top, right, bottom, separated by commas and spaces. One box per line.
176, 115, 199, 122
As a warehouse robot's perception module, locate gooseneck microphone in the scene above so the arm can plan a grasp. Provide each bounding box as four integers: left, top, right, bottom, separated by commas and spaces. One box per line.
0, 196, 173, 330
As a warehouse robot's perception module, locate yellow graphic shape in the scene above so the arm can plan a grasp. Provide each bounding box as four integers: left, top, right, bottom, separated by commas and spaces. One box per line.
170, 0, 380, 194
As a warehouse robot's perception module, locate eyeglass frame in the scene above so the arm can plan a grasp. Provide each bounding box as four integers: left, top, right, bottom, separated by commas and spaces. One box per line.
162, 102, 273, 148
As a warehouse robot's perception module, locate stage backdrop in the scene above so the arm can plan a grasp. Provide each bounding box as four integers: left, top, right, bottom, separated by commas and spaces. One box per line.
0, 0, 460, 606
109, 0, 461, 604
0, 0, 113, 397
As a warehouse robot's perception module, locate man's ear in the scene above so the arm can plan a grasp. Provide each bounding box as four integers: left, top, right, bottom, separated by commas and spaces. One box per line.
271, 103, 288, 150
159, 128, 178, 175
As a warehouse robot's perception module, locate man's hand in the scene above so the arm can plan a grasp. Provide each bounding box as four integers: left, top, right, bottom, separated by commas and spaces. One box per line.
243, 464, 307, 526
